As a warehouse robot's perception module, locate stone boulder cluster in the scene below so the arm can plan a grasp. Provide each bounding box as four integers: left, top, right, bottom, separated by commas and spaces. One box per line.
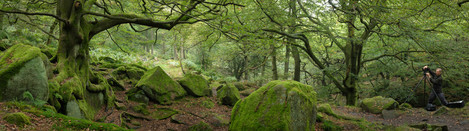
0, 44, 323, 130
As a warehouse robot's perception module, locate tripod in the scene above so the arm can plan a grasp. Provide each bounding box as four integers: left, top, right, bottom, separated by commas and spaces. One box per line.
405, 73, 442, 106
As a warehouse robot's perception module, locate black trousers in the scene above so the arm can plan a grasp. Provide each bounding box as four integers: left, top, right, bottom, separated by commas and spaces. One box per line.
428, 92, 448, 106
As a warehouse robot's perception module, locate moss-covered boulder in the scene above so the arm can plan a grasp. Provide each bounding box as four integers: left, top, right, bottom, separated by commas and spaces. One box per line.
3, 112, 31, 126
0, 44, 49, 102
111, 64, 146, 85
134, 66, 186, 104
230, 80, 317, 131
360, 96, 398, 114
216, 84, 240, 106
178, 73, 211, 97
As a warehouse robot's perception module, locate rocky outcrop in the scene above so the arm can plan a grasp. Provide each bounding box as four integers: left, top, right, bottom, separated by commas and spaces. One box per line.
230, 80, 317, 131
0, 44, 50, 102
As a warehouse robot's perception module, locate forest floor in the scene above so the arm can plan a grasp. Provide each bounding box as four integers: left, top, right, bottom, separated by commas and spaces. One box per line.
1, 90, 469, 130
330, 105, 469, 131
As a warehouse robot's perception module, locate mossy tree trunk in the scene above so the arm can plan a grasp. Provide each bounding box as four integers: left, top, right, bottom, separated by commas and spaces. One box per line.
340, 0, 377, 106
51, 0, 205, 114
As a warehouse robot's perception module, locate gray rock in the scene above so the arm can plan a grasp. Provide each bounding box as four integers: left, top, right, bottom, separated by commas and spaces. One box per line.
0, 44, 49, 102
66, 100, 84, 119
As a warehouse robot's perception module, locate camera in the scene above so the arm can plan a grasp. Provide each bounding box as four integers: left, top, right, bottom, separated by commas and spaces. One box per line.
422, 67, 430, 75
422, 67, 430, 73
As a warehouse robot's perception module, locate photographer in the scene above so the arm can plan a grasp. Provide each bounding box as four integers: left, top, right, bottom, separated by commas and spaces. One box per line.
423, 66, 448, 107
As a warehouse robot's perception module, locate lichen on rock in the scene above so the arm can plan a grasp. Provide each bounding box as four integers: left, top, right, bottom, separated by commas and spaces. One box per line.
229, 80, 317, 131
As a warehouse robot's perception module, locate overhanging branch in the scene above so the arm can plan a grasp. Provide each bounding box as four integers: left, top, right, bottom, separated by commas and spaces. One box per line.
361, 50, 425, 64
0, 9, 68, 24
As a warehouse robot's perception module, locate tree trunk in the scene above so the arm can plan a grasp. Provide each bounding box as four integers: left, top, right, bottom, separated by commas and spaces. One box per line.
53, 0, 95, 116
284, 43, 290, 80
271, 44, 278, 80
0, 12, 4, 31
244, 55, 249, 80
292, 46, 301, 82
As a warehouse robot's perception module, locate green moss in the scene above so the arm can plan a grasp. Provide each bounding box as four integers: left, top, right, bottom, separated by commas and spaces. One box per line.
233, 82, 246, 91
399, 103, 412, 110
229, 80, 317, 131
150, 108, 178, 120
318, 103, 340, 118
216, 84, 240, 106
322, 120, 343, 131
59, 76, 84, 102
188, 121, 213, 131
178, 73, 211, 97
360, 96, 398, 114
111, 64, 145, 81
3, 112, 31, 126
132, 103, 150, 115
48, 81, 61, 110
49, 112, 127, 131
201, 100, 215, 109
136, 66, 186, 104
0, 44, 45, 101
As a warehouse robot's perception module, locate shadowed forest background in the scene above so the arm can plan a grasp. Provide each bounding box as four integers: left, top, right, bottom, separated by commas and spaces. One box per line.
0, 0, 468, 130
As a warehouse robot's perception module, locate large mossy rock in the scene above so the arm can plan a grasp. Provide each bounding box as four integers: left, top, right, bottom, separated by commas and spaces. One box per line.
360, 96, 398, 114
134, 66, 186, 104
178, 73, 211, 97
230, 80, 317, 131
112, 65, 146, 81
0, 44, 50, 101
216, 84, 240, 106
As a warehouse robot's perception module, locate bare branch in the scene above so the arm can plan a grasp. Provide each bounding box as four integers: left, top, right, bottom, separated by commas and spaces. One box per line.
361, 50, 425, 64
0, 9, 68, 24
105, 29, 129, 55
18, 18, 59, 40
459, 0, 469, 6
87, 12, 212, 36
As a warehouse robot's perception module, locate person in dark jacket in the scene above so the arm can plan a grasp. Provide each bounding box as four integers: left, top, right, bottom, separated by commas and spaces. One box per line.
423, 66, 448, 107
